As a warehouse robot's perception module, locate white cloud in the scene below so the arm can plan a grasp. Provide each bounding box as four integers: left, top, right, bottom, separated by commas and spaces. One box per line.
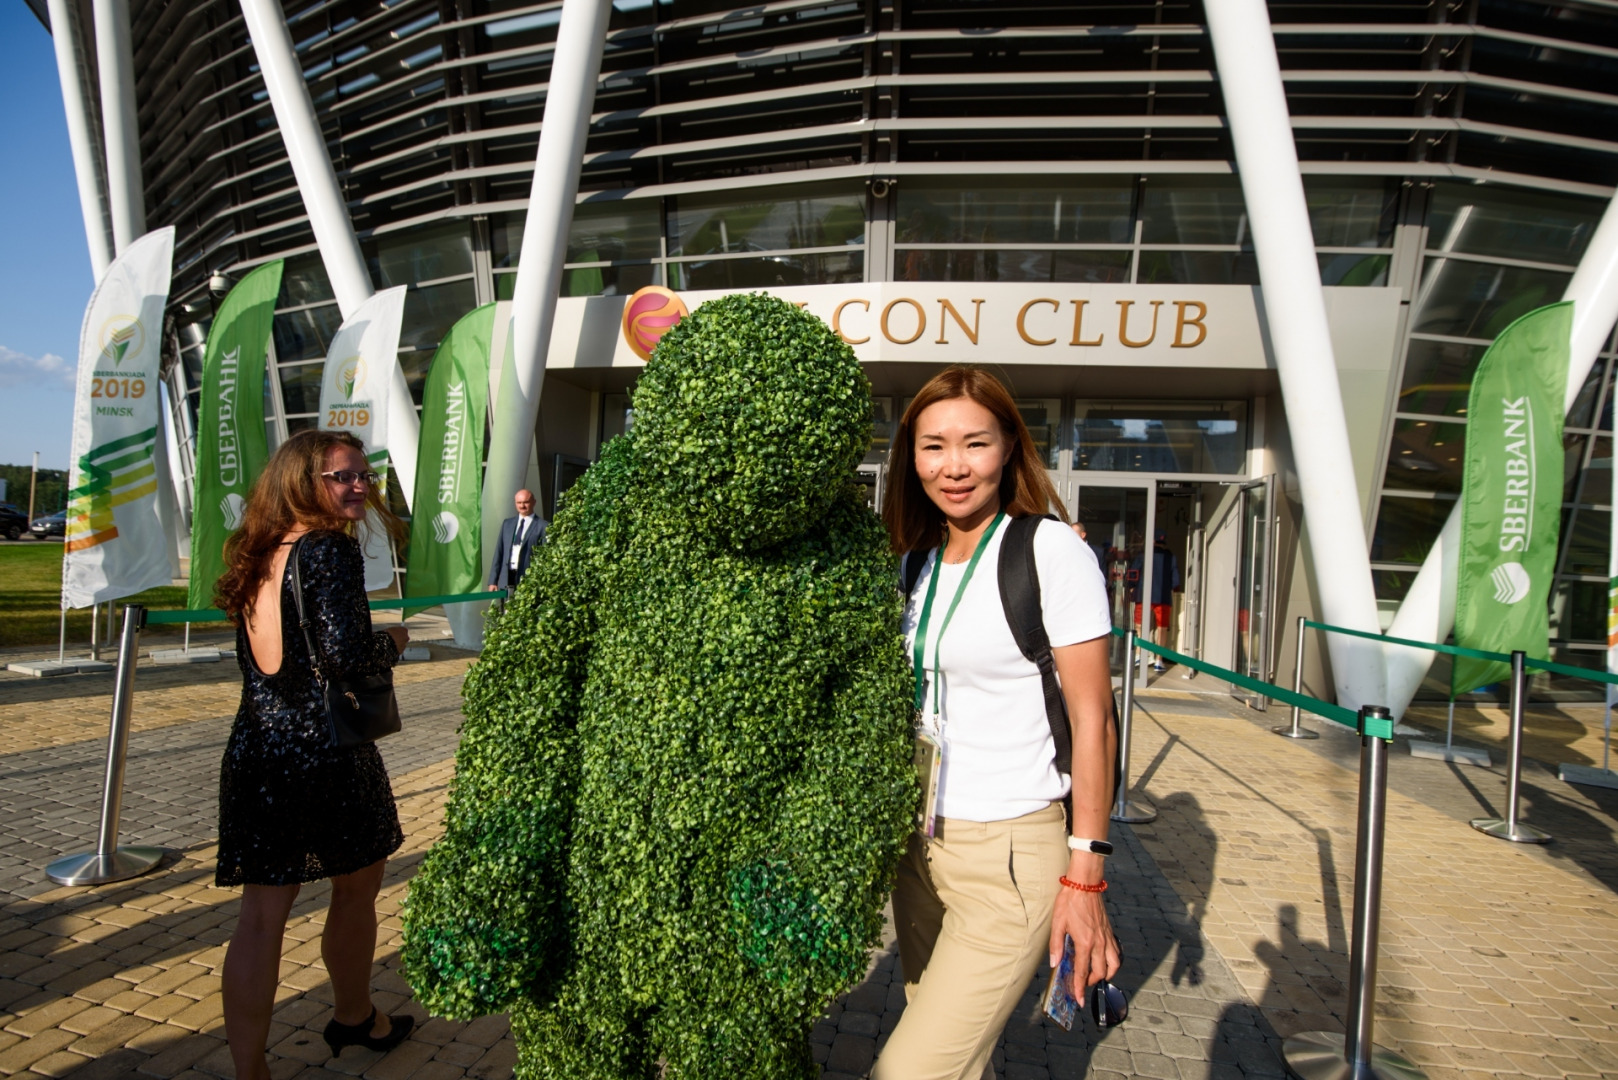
0, 346, 76, 390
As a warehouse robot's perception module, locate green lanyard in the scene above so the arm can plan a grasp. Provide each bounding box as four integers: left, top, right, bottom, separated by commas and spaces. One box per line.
912, 512, 1005, 716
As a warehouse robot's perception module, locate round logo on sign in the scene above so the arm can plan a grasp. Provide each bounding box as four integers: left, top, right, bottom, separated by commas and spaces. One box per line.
337, 357, 365, 401
621, 286, 689, 361
98, 316, 144, 368
432, 511, 460, 544
220, 493, 247, 532
1491, 562, 1531, 605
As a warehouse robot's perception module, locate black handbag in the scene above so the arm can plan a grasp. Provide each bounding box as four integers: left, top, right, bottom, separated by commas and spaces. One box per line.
290, 537, 402, 749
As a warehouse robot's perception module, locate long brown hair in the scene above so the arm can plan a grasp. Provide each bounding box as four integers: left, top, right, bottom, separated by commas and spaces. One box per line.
213, 429, 408, 621
881, 366, 1066, 554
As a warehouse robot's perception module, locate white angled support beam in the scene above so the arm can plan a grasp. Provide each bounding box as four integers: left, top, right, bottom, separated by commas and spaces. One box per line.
240, 0, 420, 510
1385, 191, 1618, 716
1206, 0, 1388, 710
90, 0, 143, 252
46, 0, 114, 278
238, 0, 372, 320
482, 0, 612, 557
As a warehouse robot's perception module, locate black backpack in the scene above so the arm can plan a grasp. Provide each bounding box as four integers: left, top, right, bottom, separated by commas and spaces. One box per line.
902, 514, 1121, 784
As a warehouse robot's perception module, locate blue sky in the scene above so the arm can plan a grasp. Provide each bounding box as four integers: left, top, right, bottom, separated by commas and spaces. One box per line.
0, 4, 99, 473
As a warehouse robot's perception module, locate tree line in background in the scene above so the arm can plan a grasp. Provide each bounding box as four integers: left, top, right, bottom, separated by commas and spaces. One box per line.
0, 464, 68, 517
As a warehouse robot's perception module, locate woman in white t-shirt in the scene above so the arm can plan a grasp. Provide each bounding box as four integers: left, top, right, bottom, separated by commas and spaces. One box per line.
872, 367, 1119, 1080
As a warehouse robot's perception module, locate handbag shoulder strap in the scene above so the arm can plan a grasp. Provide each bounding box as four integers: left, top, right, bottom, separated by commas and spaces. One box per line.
287, 536, 327, 686
996, 514, 1073, 776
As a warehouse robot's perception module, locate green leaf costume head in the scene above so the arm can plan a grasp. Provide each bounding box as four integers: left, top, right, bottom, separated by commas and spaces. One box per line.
402, 293, 917, 1080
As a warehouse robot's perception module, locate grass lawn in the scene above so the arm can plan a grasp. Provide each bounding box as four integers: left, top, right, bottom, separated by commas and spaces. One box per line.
0, 543, 230, 649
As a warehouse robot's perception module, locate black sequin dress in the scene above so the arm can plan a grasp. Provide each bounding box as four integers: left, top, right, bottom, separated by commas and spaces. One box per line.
216, 530, 405, 887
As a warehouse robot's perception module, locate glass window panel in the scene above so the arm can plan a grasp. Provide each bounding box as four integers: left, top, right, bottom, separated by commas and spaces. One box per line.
666, 252, 863, 290
894, 249, 1130, 284
1583, 436, 1612, 507
563, 262, 656, 297
492, 202, 661, 268
1411, 259, 1570, 339
1561, 507, 1608, 576
1398, 337, 1485, 418
1568, 359, 1606, 430
869, 397, 896, 461
286, 415, 318, 434
495, 272, 515, 301
1302, 177, 1398, 248
400, 350, 432, 405
278, 361, 325, 415
1072, 401, 1247, 475
1136, 251, 1260, 285
278, 256, 335, 307
600, 392, 633, 450
1564, 434, 1589, 504
370, 222, 474, 287
667, 183, 865, 258
1372, 568, 1416, 604
1371, 494, 1453, 564
400, 280, 478, 355
1015, 398, 1062, 469
273, 304, 343, 364
1318, 252, 1389, 287
1140, 177, 1248, 245
1550, 578, 1605, 642
1426, 181, 1604, 266
894, 178, 1135, 246
1382, 418, 1467, 494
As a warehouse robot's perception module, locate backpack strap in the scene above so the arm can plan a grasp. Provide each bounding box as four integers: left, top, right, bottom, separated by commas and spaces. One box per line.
997, 514, 1074, 775
901, 548, 927, 598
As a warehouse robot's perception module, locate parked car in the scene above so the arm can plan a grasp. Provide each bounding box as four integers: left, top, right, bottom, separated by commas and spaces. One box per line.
29, 511, 66, 539
0, 502, 27, 541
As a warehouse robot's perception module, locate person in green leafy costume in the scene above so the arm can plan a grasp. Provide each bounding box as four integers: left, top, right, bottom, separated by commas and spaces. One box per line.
401, 293, 917, 1079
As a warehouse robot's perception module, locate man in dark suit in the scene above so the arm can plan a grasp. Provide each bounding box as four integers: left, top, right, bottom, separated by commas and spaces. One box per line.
489, 489, 547, 592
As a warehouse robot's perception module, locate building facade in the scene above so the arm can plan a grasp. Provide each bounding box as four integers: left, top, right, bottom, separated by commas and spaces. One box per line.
38, 0, 1618, 699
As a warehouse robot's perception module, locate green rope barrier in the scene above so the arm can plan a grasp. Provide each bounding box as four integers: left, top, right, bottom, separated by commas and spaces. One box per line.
141, 589, 506, 626
1110, 628, 1360, 730
1304, 619, 1618, 688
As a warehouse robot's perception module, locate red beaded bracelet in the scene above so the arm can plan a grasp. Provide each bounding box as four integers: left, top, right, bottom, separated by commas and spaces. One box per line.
1059, 876, 1107, 894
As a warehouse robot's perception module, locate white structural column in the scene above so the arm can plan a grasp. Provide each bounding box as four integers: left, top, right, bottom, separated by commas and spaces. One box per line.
481, 0, 613, 564
90, 0, 144, 250
1385, 192, 1618, 717
239, 0, 420, 509
1205, 0, 1389, 709
46, 0, 114, 277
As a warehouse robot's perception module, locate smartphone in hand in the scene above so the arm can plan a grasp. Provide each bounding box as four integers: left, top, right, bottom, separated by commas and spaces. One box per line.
1042, 936, 1130, 1031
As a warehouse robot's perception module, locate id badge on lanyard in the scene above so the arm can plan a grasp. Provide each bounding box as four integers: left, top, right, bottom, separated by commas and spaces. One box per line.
911, 513, 1004, 838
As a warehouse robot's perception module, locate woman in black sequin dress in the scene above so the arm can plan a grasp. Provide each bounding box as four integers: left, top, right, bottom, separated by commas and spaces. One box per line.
213, 429, 414, 1080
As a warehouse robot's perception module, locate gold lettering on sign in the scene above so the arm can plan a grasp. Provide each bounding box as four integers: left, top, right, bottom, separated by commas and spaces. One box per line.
935, 299, 985, 345
1016, 298, 1059, 346
833, 298, 871, 345
881, 298, 927, 345
1117, 300, 1163, 348
1068, 300, 1104, 347
1172, 301, 1207, 348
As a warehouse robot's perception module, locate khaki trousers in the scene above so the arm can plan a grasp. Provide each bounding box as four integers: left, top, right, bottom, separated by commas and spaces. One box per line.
872, 803, 1067, 1080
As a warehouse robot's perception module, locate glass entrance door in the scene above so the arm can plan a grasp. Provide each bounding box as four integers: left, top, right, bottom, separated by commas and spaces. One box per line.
1075, 481, 1154, 675
1232, 476, 1277, 709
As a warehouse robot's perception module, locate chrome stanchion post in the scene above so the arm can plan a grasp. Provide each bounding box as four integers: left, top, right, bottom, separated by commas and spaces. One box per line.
1471, 651, 1551, 844
1111, 630, 1157, 824
1275, 614, 1319, 739
1284, 706, 1425, 1080
46, 605, 166, 886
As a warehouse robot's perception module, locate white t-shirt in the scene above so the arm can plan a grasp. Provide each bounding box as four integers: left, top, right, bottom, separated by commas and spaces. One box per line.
902, 517, 1113, 822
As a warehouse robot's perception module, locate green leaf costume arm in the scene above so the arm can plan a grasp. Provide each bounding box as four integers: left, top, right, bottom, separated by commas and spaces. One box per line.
729, 496, 918, 1000
401, 440, 632, 1020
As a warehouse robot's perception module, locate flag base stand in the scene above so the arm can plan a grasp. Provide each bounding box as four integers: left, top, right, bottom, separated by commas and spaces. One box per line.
150, 648, 224, 664
1409, 740, 1491, 768
401, 646, 431, 661
1283, 1032, 1425, 1080
46, 846, 164, 887
1469, 817, 1552, 843
1557, 764, 1618, 789
8, 659, 115, 677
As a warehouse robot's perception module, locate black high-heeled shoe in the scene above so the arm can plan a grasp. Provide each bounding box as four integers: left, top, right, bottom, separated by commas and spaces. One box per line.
322, 1006, 414, 1057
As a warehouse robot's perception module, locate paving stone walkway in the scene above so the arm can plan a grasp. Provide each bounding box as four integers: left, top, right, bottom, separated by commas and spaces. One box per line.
0, 647, 1614, 1080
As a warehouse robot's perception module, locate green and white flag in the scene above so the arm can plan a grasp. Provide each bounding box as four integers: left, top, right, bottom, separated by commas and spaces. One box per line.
63, 226, 178, 610
405, 304, 493, 617
188, 261, 283, 609
318, 286, 408, 593
1452, 302, 1571, 694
